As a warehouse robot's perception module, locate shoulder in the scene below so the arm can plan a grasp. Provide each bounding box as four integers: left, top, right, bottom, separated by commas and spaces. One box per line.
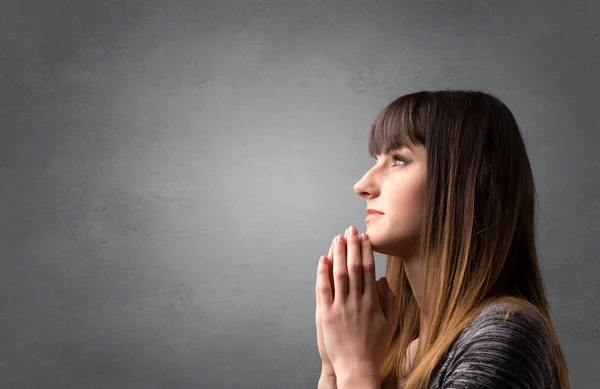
459, 302, 553, 351
433, 302, 556, 389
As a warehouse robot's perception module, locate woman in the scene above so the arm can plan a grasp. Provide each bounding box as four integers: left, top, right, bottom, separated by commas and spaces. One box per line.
314, 90, 570, 389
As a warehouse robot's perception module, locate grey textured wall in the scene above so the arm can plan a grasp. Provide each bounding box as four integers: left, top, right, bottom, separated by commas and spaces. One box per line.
1, 0, 598, 388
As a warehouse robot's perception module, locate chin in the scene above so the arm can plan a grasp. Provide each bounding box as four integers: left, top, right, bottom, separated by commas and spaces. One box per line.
364, 230, 396, 255
365, 225, 418, 256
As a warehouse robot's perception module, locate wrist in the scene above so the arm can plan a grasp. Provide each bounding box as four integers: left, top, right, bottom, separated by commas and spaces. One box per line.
320, 364, 336, 378
318, 371, 337, 389
336, 373, 380, 389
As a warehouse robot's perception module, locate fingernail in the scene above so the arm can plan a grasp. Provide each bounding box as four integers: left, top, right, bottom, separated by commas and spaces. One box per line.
349, 226, 358, 236
360, 233, 368, 241
336, 235, 345, 244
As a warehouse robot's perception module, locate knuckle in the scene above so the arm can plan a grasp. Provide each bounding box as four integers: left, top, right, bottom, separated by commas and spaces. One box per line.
366, 301, 378, 314
349, 260, 362, 272
316, 283, 329, 293
322, 311, 337, 324
362, 260, 375, 272
333, 269, 347, 279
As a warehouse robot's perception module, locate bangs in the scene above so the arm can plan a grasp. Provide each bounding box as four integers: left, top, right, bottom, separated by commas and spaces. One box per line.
368, 94, 427, 158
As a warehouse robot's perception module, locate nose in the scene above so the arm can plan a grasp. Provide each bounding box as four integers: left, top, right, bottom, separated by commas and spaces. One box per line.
353, 172, 379, 199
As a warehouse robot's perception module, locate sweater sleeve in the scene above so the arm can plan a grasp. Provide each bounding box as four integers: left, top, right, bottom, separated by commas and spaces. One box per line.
440, 306, 555, 389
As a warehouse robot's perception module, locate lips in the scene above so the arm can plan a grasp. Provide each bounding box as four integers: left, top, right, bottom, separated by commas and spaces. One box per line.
364, 212, 383, 223
366, 209, 384, 215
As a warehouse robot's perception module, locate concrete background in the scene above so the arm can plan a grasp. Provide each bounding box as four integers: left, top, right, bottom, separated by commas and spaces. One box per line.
1, 0, 598, 388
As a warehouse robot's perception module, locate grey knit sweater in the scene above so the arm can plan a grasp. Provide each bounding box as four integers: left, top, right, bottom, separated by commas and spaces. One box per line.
388, 302, 557, 389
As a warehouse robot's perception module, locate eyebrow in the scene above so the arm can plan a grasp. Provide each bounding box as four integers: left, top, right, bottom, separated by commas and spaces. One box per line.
389, 144, 414, 154
373, 143, 418, 159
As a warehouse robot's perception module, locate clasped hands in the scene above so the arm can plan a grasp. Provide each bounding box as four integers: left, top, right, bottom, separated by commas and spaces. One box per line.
315, 225, 398, 388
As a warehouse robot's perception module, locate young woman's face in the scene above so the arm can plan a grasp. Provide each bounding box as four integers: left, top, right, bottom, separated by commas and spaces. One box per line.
353, 143, 427, 256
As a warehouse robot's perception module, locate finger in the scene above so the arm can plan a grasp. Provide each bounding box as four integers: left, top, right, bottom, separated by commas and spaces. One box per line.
327, 237, 336, 296
315, 271, 323, 329
326, 230, 346, 299
315, 261, 321, 311
346, 226, 363, 297
315, 283, 320, 327
316, 256, 333, 307
332, 234, 348, 301
360, 233, 377, 301
327, 236, 335, 259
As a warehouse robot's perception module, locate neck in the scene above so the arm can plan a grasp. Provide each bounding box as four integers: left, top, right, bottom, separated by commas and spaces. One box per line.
392, 247, 429, 334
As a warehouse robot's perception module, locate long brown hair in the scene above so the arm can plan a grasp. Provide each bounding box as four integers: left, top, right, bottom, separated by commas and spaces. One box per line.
368, 90, 569, 389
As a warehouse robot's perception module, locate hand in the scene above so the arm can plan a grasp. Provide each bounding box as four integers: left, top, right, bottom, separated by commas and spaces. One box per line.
316, 234, 342, 378
316, 226, 398, 383
315, 229, 393, 380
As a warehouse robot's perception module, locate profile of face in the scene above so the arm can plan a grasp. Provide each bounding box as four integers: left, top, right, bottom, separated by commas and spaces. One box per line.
353, 142, 427, 256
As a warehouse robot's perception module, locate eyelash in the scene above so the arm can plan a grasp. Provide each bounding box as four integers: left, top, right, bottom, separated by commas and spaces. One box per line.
391, 154, 409, 166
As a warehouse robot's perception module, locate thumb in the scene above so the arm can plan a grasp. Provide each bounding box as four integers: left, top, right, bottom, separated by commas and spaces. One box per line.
377, 277, 390, 313
378, 277, 398, 325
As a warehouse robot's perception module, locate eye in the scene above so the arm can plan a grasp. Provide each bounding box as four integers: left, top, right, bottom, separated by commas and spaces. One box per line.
391, 154, 410, 166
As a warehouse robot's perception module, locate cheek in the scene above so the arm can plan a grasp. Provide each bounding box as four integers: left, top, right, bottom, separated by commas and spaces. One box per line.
390, 177, 426, 225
